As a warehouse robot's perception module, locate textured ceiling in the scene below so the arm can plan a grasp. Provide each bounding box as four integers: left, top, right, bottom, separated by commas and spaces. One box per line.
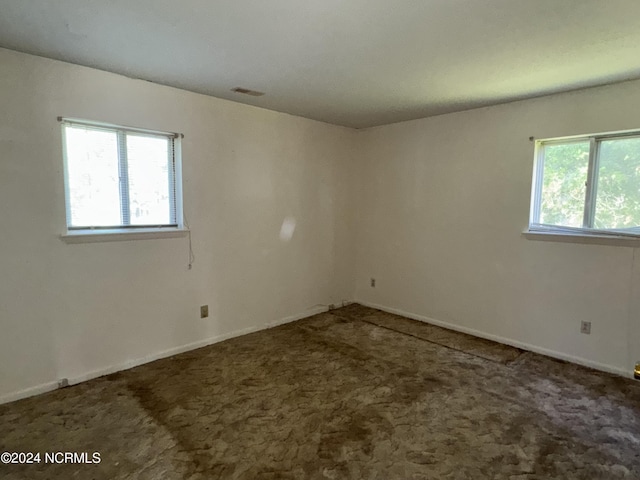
1, 0, 640, 128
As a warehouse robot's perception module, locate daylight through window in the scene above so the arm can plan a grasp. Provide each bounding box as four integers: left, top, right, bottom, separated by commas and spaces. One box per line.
61, 119, 182, 232
530, 131, 640, 237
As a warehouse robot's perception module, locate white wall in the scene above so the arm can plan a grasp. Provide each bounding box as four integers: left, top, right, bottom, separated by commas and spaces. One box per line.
3, 47, 640, 405
0, 48, 356, 403
354, 79, 640, 376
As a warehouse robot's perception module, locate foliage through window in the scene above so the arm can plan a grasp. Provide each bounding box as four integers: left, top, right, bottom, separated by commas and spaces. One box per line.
531, 131, 640, 237
61, 119, 182, 232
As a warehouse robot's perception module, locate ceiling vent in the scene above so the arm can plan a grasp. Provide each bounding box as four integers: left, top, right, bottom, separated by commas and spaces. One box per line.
231, 87, 265, 97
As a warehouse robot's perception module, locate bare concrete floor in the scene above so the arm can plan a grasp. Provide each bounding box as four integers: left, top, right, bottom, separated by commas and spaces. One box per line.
1, 304, 640, 479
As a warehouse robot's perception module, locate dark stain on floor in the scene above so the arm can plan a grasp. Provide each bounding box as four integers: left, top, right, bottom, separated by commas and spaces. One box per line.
1, 304, 640, 479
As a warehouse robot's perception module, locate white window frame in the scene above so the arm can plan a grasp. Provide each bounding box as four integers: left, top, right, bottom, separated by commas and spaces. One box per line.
529, 128, 640, 241
60, 117, 186, 241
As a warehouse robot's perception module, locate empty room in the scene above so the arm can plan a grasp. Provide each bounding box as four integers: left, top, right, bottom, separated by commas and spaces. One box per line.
1, 0, 640, 478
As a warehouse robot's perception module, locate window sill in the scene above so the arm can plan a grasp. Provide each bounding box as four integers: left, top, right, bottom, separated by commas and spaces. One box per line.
61, 228, 189, 244
523, 229, 640, 247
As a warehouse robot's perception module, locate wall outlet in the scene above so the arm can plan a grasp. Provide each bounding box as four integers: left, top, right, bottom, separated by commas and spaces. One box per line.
200, 305, 209, 318
370, 278, 376, 288
58, 378, 69, 389
580, 321, 591, 335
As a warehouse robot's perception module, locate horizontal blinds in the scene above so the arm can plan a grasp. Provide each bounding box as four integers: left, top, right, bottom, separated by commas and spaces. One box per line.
61, 119, 179, 229
529, 223, 640, 239
59, 117, 181, 138
68, 224, 178, 230
169, 137, 177, 225
117, 130, 131, 226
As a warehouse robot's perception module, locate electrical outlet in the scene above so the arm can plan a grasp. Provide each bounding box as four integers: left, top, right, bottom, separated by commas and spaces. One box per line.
58, 378, 69, 389
370, 278, 376, 288
200, 305, 209, 318
580, 321, 591, 335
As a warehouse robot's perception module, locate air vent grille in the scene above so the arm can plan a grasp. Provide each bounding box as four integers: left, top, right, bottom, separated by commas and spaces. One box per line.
231, 87, 265, 97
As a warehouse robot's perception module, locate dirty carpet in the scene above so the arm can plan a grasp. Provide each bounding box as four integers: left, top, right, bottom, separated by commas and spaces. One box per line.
1, 304, 639, 479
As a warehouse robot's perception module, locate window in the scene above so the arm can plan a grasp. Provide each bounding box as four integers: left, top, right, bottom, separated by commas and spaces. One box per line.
61, 118, 183, 234
530, 130, 640, 238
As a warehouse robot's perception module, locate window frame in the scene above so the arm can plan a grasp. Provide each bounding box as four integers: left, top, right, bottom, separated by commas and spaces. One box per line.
60, 117, 185, 239
529, 129, 640, 240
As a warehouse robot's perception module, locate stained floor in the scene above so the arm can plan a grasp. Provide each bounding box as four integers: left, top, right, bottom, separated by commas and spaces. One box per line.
1, 304, 640, 479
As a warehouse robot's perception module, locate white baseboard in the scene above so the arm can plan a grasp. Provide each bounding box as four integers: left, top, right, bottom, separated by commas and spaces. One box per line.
0, 381, 61, 406
357, 300, 631, 379
0, 304, 328, 406
5, 299, 629, 406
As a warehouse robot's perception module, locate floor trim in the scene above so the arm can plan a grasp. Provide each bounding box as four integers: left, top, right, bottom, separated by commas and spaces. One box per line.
357, 300, 631, 379
0, 304, 329, 406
